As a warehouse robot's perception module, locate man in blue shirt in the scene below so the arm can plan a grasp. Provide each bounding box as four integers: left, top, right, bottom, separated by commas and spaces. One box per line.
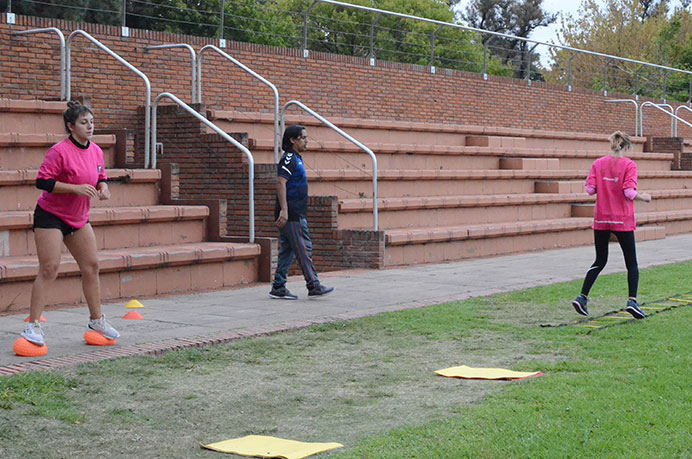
269, 125, 334, 299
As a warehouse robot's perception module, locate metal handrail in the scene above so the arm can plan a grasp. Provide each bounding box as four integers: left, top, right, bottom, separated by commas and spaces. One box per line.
66, 30, 151, 165
12, 28, 66, 100
197, 45, 280, 163
281, 100, 378, 231
674, 105, 692, 137
639, 102, 692, 137
146, 44, 196, 103
152, 92, 255, 242
658, 103, 675, 137
605, 99, 638, 136
304, 0, 692, 87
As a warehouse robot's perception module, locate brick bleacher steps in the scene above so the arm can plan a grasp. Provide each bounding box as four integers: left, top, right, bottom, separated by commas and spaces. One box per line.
207, 110, 647, 152
250, 139, 672, 172
339, 193, 592, 229
0, 242, 260, 312
0, 133, 117, 169
0, 205, 210, 256
339, 192, 692, 236
307, 169, 692, 198
381, 219, 668, 266
0, 169, 160, 212
0, 99, 66, 135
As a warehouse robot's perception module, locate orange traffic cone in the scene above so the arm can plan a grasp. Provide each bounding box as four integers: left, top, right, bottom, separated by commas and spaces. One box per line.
124, 299, 144, 308
24, 315, 47, 322
122, 310, 143, 320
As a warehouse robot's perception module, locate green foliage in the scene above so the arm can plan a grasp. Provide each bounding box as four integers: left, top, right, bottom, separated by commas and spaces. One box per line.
0, 262, 690, 457
4, 0, 515, 76
0, 371, 84, 423
548, 0, 692, 101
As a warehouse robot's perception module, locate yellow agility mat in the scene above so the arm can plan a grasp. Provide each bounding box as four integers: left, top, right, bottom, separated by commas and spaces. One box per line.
435, 365, 543, 380
201, 435, 343, 458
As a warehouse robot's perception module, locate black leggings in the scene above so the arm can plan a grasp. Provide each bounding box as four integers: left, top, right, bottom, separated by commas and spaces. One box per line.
580, 230, 639, 298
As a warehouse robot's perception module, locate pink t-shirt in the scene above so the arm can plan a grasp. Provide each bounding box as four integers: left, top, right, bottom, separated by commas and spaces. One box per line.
36, 138, 107, 228
585, 155, 638, 231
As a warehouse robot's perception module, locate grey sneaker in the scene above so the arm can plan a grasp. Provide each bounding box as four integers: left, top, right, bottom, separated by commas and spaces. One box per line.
308, 284, 334, 297
572, 295, 588, 316
625, 299, 645, 319
88, 314, 120, 339
269, 286, 298, 300
21, 321, 45, 346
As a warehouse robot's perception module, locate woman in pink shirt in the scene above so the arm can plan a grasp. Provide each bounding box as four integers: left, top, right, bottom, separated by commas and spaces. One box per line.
572, 131, 652, 319
20, 101, 120, 348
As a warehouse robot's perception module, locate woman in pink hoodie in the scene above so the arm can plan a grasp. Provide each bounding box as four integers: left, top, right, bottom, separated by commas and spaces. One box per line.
572, 131, 652, 319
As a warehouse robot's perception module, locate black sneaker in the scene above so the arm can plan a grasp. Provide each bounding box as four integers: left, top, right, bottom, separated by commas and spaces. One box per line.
625, 299, 645, 319
269, 286, 298, 300
572, 295, 589, 316
308, 284, 334, 297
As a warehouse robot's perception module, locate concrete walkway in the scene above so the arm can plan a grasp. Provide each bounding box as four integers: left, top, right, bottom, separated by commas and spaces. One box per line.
2, 233, 692, 374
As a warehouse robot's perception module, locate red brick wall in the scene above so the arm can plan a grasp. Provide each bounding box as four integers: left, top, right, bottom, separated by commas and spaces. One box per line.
0, 13, 685, 139
154, 106, 384, 272
152, 103, 256, 238
646, 137, 683, 169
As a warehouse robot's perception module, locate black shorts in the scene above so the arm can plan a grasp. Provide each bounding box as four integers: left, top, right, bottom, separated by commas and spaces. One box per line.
33, 205, 80, 236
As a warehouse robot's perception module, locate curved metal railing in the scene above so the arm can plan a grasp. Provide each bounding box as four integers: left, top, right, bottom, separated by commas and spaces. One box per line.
152, 92, 255, 242
281, 100, 378, 231
605, 99, 639, 136
197, 44, 280, 163
146, 43, 197, 103
640, 102, 692, 137
66, 29, 151, 165
305, 0, 692, 99
12, 27, 66, 100
674, 105, 692, 137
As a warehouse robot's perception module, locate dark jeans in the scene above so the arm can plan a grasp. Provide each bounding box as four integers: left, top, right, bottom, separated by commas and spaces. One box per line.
272, 217, 319, 290
580, 229, 639, 298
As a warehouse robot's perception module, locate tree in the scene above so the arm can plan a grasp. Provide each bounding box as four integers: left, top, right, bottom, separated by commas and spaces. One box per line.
638, 0, 668, 21
546, 0, 692, 100
281, 0, 512, 75
461, 0, 556, 79
6, 0, 121, 24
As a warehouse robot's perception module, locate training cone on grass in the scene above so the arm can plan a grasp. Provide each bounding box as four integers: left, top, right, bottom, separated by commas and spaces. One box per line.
122, 310, 143, 320
124, 299, 144, 308
24, 315, 47, 322
84, 330, 117, 346
13, 337, 47, 357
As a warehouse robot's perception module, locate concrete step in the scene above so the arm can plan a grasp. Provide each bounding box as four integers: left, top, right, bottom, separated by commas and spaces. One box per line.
382, 218, 666, 266
0, 205, 210, 257
535, 180, 584, 193
207, 110, 468, 147
207, 110, 646, 152
338, 193, 592, 230
0, 242, 261, 312
0, 99, 66, 135
0, 133, 117, 169
309, 169, 583, 198
0, 168, 160, 212
557, 156, 672, 171
500, 158, 560, 170
250, 139, 669, 171
307, 169, 692, 199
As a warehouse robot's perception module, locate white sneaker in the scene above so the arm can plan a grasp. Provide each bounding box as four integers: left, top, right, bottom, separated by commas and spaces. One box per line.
21, 321, 45, 346
88, 314, 120, 340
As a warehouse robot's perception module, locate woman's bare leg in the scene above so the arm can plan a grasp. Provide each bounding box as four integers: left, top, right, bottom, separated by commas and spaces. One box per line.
30, 228, 64, 322
64, 223, 102, 320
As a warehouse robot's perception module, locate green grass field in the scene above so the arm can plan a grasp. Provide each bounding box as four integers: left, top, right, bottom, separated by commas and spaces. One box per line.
1, 262, 691, 458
